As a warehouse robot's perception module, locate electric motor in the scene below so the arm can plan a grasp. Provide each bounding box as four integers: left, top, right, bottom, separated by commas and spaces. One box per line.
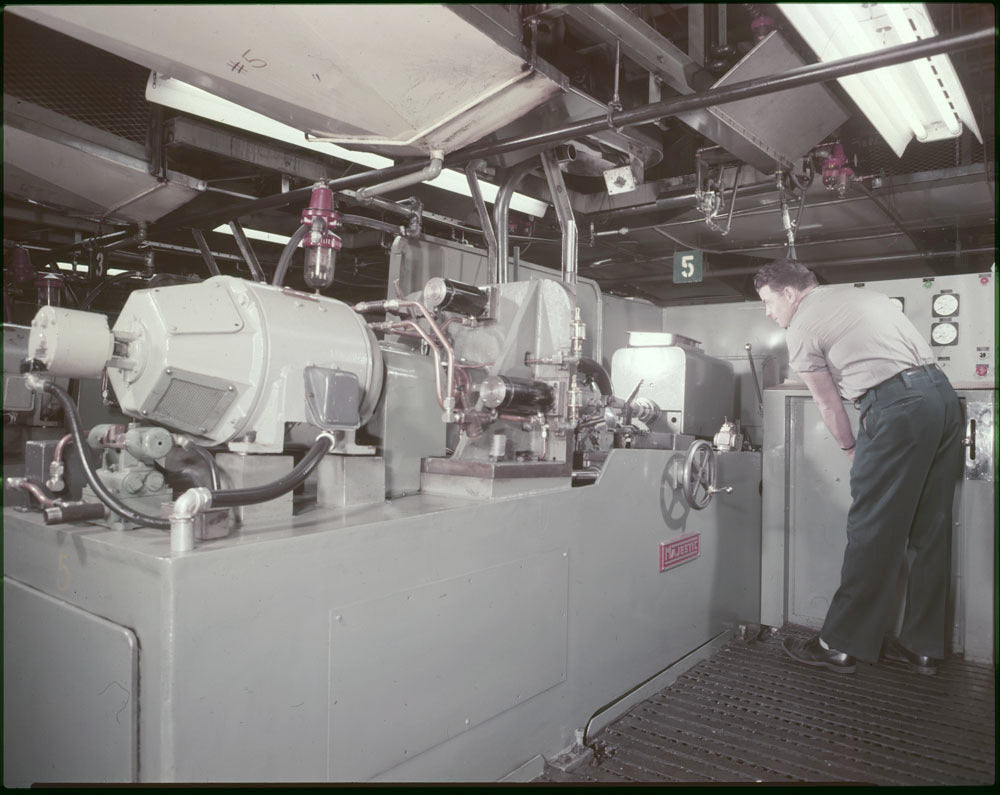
423, 277, 489, 318
479, 375, 553, 414
27, 276, 384, 453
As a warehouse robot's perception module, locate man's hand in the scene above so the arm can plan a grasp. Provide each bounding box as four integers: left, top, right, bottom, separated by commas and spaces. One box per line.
799, 368, 857, 456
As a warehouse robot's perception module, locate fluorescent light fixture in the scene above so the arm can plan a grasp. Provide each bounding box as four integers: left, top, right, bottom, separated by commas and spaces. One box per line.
779, 3, 983, 157
146, 74, 548, 218
54, 262, 128, 276
211, 226, 292, 246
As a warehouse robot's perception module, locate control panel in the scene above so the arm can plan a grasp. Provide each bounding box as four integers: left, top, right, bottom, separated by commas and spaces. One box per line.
857, 270, 995, 384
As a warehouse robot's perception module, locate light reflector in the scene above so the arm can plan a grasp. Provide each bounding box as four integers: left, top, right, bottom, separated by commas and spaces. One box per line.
778, 3, 982, 157
147, 74, 548, 218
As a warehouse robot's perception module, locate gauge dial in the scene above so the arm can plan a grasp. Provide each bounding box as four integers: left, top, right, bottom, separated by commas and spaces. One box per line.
932, 292, 959, 317
888, 296, 905, 312
930, 321, 959, 346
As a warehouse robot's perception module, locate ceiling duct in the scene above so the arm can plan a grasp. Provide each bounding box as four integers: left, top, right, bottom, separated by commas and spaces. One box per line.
9, 4, 564, 156
3, 96, 205, 224
568, 4, 850, 173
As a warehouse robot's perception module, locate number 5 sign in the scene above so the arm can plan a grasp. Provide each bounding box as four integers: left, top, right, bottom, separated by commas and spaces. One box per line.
673, 249, 703, 283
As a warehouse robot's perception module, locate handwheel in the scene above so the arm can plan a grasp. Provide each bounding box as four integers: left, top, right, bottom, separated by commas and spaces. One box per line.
681, 439, 731, 510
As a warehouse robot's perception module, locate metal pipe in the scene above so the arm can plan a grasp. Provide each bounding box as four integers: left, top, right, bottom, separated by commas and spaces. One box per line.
163, 162, 430, 231
600, 245, 997, 284
190, 228, 222, 276
169, 486, 211, 553
713, 164, 743, 236
92, 223, 147, 255
384, 320, 445, 408
358, 150, 443, 200
449, 27, 995, 163
143, 240, 243, 261
354, 297, 457, 411
776, 172, 797, 258
228, 219, 266, 282
339, 190, 420, 219
493, 158, 538, 284
588, 180, 776, 225
47, 433, 73, 491
6, 477, 57, 508
464, 161, 499, 279
158, 27, 993, 234
339, 214, 407, 237
539, 150, 578, 289
44, 228, 132, 260
52, 433, 74, 467
745, 343, 764, 415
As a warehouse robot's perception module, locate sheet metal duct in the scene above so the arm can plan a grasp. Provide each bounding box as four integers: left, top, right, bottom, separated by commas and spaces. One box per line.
569, 5, 850, 172
3, 96, 205, 224
11, 4, 563, 156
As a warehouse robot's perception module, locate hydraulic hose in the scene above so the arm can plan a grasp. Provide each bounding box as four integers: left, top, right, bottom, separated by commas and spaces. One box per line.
175, 436, 222, 490
42, 381, 172, 529
271, 223, 310, 287
209, 433, 335, 508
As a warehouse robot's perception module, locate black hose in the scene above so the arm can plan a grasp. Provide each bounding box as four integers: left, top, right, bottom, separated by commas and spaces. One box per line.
43, 382, 172, 529
577, 357, 613, 397
209, 434, 334, 508
179, 438, 221, 490
271, 224, 310, 287
44, 502, 108, 524
340, 214, 405, 237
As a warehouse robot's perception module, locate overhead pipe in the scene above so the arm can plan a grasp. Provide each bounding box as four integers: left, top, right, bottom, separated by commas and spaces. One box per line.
464, 161, 498, 278
357, 150, 443, 200
45, 223, 147, 262
539, 150, 578, 289
493, 158, 539, 283
227, 219, 266, 282
190, 228, 222, 276
44, 228, 133, 260
590, 180, 775, 226
450, 27, 995, 164
163, 162, 433, 231
596, 246, 997, 284
340, 190, 420, 219
158, 27, 994, 233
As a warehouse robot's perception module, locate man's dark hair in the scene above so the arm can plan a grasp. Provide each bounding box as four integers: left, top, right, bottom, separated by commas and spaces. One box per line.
753, 259, 819, 293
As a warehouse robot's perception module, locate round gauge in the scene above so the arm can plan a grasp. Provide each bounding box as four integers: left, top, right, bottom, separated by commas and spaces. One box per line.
888, 297, 905, 312
932, 293, 959, 317
931, 321, 958, 346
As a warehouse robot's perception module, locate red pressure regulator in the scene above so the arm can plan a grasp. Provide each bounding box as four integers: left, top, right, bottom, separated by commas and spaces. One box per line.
301, 184, 342, 290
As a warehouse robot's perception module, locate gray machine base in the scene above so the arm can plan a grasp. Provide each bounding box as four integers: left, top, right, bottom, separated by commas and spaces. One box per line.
4, 448, 761, 784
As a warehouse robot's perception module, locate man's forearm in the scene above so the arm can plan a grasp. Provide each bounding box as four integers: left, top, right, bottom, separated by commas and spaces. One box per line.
799, 369, 856, 451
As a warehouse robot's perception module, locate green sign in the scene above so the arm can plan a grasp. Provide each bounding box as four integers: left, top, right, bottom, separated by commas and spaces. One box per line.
673, 250, 703, 283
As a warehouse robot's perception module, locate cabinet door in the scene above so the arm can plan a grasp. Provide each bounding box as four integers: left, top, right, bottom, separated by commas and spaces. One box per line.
4, 579, 137, 786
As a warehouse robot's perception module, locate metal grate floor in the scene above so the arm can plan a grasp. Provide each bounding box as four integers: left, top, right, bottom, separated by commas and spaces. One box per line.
538, 625, 995, 785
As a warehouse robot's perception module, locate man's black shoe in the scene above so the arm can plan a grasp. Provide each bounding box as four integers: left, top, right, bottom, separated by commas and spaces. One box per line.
881, 636, 938, 675
782, 635, 857, 673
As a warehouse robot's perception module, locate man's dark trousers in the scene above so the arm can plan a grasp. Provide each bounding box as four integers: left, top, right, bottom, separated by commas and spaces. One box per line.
821, 366, 963, 662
